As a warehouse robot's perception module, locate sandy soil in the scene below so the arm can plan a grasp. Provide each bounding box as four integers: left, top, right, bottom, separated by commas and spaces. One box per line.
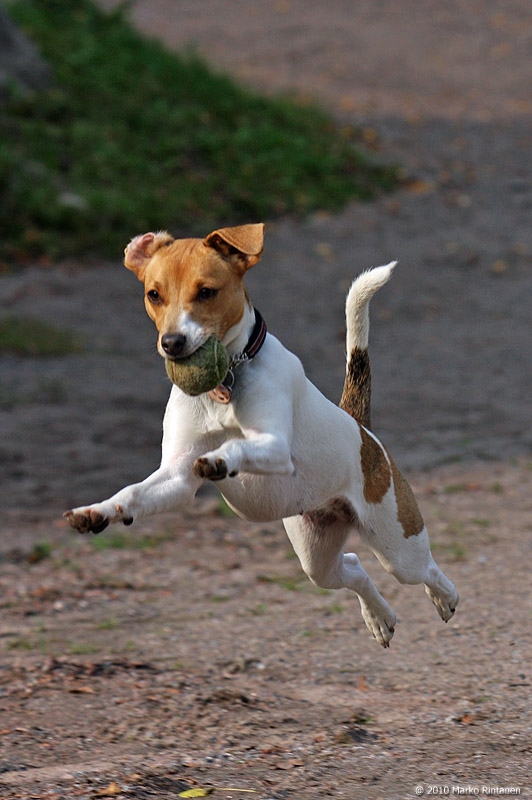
1, 1, 532, 797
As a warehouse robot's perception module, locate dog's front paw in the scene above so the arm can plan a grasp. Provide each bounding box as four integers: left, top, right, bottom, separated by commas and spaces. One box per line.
193, 456, 232, 481
64, 503, 134, 534
64, 508, 110, 534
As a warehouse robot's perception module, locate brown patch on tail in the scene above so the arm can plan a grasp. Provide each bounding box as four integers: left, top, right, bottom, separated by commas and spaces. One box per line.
339, 346, 372, 428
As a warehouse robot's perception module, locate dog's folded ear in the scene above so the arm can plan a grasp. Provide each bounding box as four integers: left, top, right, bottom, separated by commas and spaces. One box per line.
124, 231, 174, 280
204, 223, 264, 271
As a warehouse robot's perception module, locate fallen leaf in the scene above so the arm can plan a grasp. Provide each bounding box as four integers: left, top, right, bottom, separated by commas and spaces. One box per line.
273, 759, 304, 770
97, 782, 122, 797
404, 178, 435, 195
490, 259, 509, 275
178, 789, 214, 798
314, 242, 335, 262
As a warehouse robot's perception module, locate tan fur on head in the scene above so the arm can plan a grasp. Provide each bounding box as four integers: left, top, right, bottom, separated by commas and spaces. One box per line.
122, 224, 265, 353
204, 223, 264, 273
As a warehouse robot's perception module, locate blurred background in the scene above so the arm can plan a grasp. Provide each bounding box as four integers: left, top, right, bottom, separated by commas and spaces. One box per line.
1, 0, 532, 512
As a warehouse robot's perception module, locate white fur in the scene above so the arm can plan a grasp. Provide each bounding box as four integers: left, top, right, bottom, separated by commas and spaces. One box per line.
67, 265, 458, 647
345, 261, 396, 352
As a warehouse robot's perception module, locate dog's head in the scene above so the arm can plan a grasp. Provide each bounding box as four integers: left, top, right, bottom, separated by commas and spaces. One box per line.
124, 224, 264, 358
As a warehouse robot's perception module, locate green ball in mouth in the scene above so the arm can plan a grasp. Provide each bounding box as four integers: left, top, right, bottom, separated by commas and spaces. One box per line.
165, 335, 230, 396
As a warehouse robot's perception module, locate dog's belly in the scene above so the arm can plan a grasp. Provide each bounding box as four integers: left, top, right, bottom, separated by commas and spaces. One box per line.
218, 475, 297, 522
219, 467, 350, 524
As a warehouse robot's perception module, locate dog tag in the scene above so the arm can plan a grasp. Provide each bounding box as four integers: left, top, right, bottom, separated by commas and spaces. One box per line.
208, 384, 232, 404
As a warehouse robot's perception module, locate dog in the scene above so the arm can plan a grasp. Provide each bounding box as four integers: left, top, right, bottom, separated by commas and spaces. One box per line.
65, 223, 458, 647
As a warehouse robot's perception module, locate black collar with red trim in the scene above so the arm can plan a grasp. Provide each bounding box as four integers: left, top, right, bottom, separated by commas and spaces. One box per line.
208, 308, 267, 404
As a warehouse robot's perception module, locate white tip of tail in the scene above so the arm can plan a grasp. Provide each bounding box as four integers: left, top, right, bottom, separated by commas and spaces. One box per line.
346, 261, 397, 352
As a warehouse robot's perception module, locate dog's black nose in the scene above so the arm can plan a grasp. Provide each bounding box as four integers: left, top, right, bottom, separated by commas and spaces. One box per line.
161, 333, 187, 357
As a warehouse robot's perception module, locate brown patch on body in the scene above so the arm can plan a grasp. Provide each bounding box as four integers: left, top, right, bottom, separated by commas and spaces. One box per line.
387, 453, 425, 538
359, 426, 391, 504
359, 428, 424, 537
339, 347, 372, 428
305, 496, 360, 528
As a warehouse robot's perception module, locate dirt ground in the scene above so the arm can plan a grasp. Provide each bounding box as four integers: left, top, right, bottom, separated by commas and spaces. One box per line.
1, 1, 532, 798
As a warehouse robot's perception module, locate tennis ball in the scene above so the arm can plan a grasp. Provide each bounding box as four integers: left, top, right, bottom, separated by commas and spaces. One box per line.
165, 335, 229, 396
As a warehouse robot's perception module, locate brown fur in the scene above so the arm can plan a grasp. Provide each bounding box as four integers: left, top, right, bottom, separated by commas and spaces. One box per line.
305, 496, 360, 527
123, 225, 264, 354
339, 346, 372, 429
387, 453, 425, 538
359, 429, 424, 538
359, 426, 391, 504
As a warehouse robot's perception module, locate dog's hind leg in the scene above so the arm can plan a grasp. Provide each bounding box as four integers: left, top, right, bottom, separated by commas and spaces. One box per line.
283, 509, 397, 647
360, 508, 459, 624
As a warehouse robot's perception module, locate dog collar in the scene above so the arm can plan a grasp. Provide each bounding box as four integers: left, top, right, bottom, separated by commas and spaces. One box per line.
208, 308, 267, 404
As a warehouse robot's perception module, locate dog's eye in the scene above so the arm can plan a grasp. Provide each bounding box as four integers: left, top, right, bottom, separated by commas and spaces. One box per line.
197, 287, 218, 301
146, 289, 161, 304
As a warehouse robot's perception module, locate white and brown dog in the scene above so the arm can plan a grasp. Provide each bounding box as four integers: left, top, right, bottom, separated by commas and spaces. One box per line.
65, 223, 458, 647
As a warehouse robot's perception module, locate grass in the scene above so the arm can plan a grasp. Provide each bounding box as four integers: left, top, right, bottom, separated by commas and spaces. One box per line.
2, 0, 399, 262
0, 316, 81, 356
258, 573, 306, 592
27, 541, 53, 563
66, 641, 100, 655
88, 529, 172, 551
97, 617, 119, 630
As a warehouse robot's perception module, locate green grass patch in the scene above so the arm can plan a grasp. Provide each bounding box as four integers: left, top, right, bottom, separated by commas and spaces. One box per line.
216, 496, 237, 518
258, 573, 306, 591
7, 636, 35, 651
88, 529, 172, 551
97, 617, 119, 630
0, 316, 81, 356
66, 641, 100, 655
2, 0, 399, 262
27, 541, 53, 563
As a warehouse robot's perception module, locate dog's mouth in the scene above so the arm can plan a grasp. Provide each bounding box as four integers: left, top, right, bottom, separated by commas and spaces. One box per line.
164, 341, 208, 362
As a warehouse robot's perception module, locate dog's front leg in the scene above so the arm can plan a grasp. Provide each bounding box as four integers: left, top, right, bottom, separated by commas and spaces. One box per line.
193, 433, 294, 481
193, 388, 297, 482
65, 460, 203, 533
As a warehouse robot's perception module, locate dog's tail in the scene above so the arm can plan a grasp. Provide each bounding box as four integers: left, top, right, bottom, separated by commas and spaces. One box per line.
339, 262, 396, 429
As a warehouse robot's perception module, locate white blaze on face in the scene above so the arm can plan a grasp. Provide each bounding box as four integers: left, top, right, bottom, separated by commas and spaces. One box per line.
176, 311, 206, 355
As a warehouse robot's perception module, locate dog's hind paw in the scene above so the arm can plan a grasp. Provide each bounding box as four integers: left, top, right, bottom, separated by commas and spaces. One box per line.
425, 584, 459, 623
359, 603, 397, 648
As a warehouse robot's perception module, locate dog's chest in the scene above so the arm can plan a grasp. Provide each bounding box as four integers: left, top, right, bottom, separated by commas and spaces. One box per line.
198, 393, 243, 432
